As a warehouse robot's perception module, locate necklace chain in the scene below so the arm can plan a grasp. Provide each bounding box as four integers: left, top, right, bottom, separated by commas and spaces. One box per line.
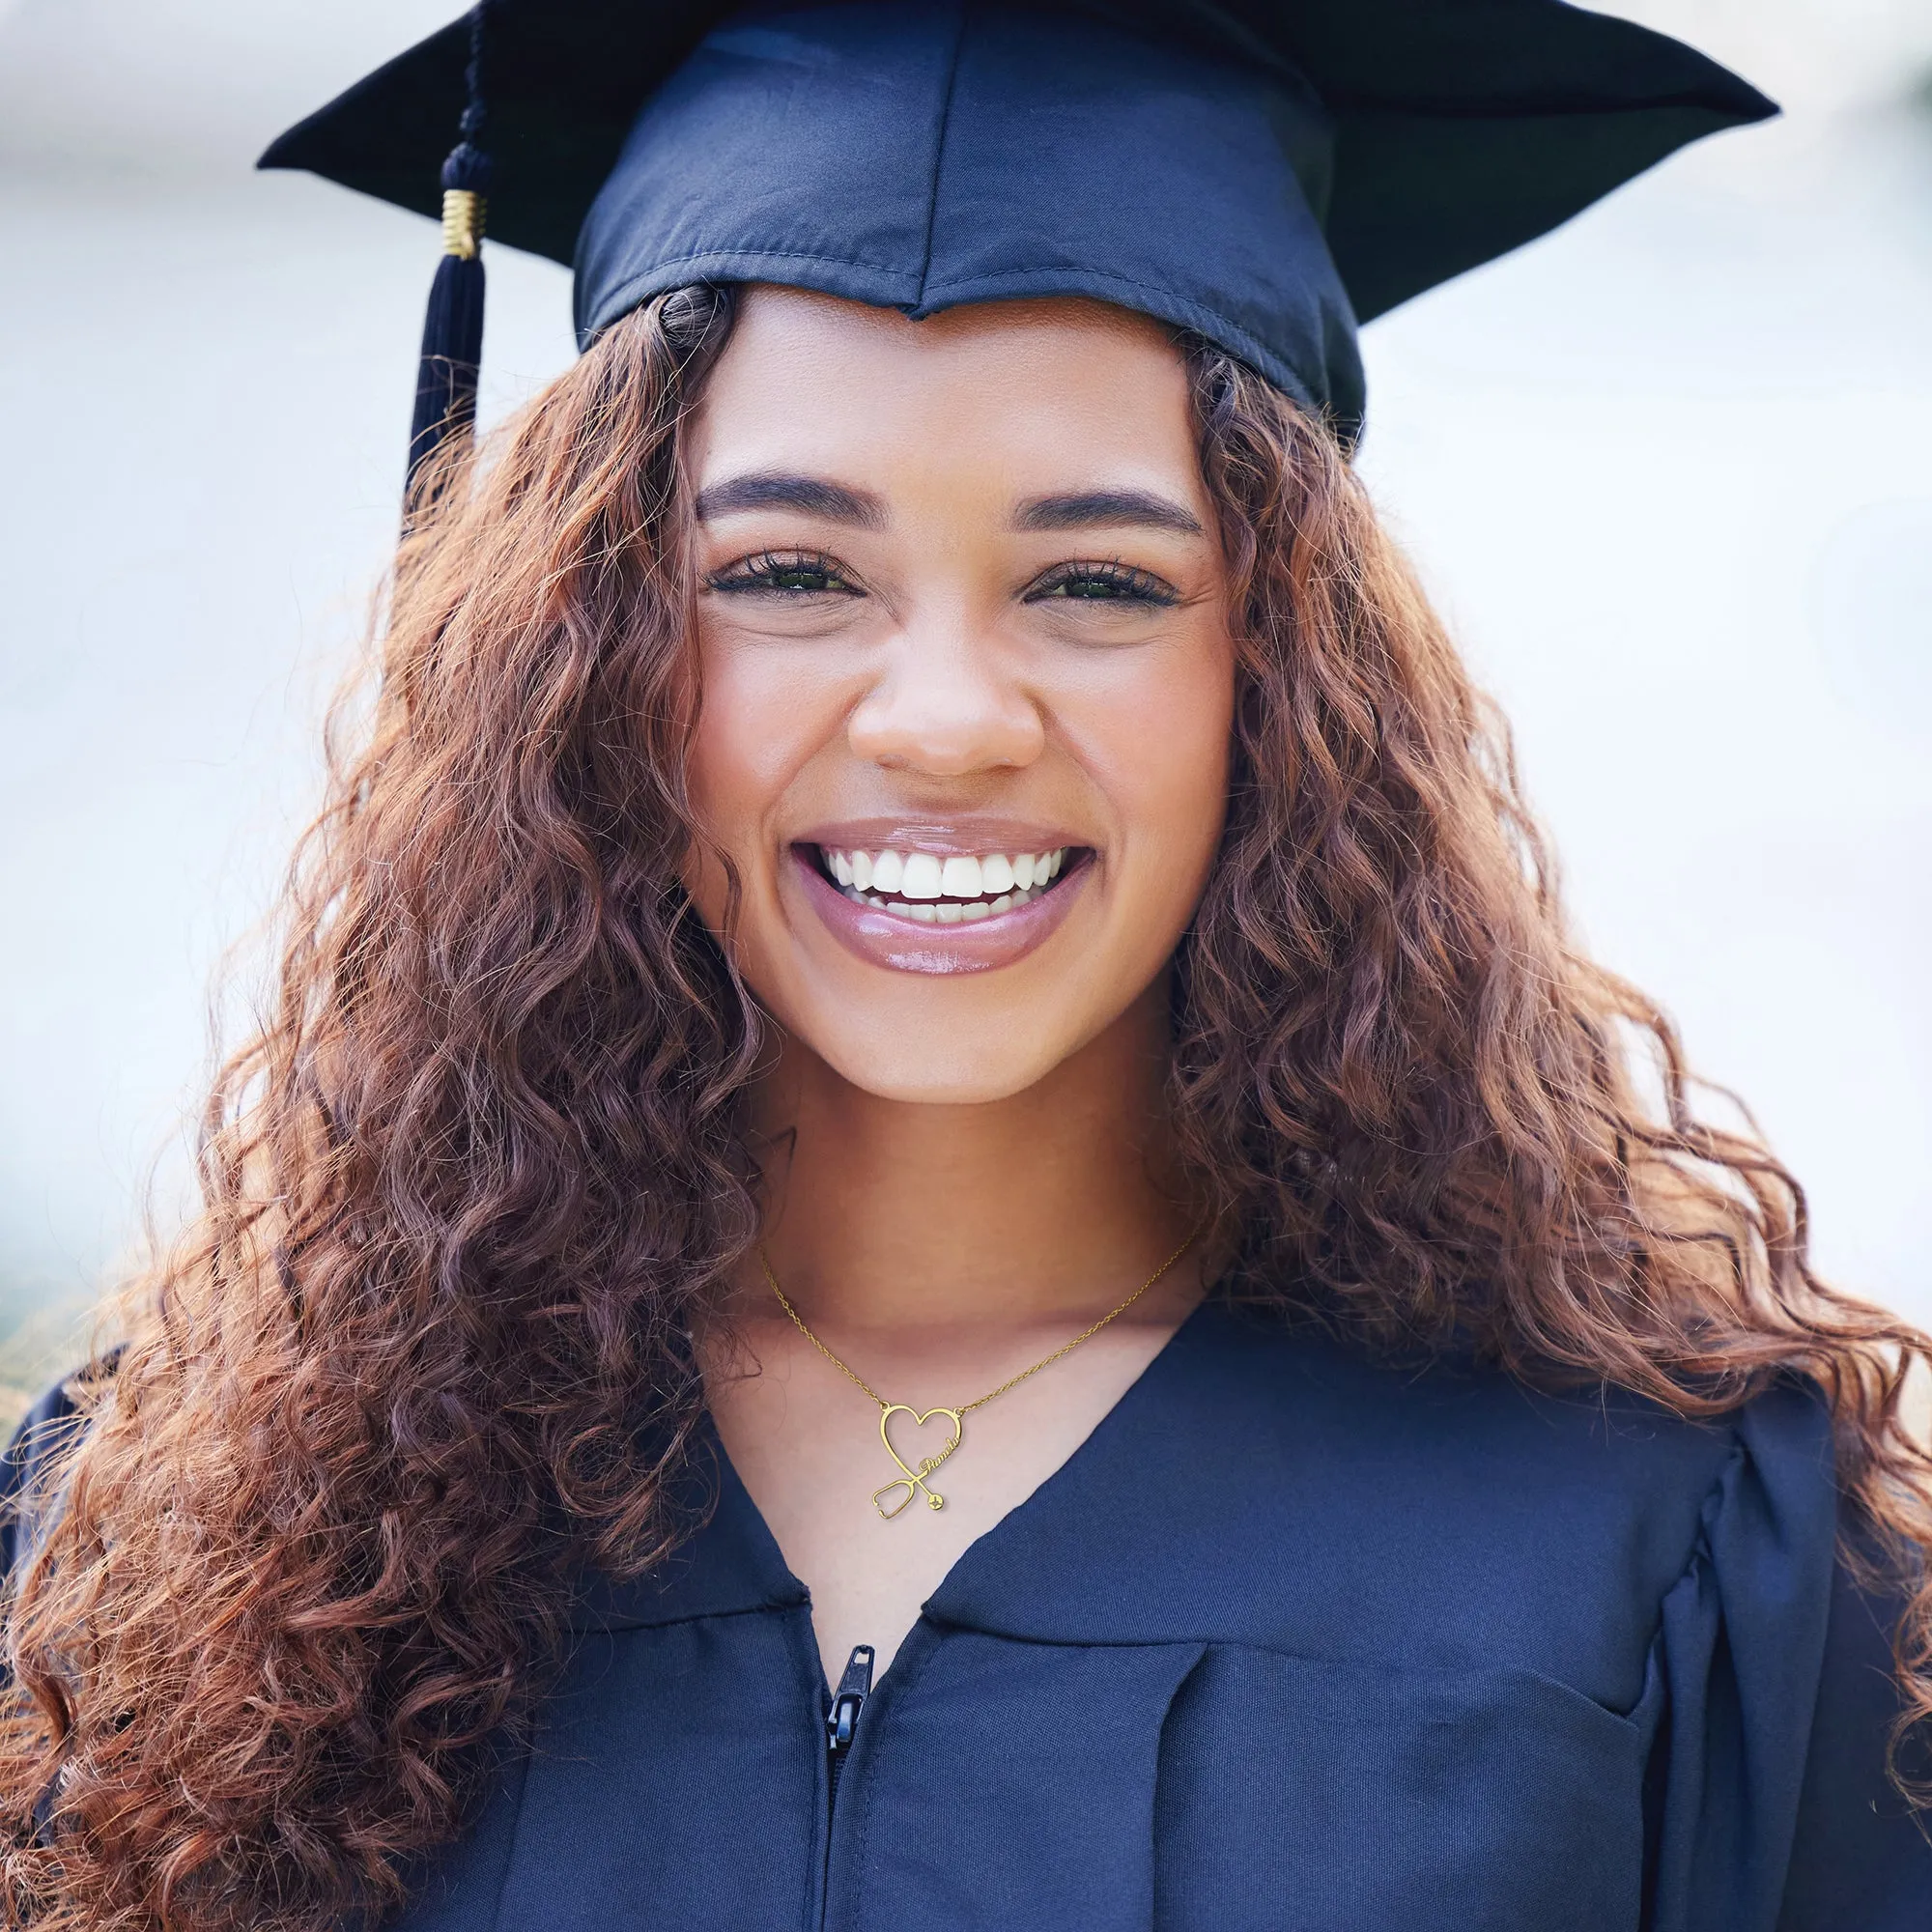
757, 1228, 1201, 1415
758, 1228, 1202, 1518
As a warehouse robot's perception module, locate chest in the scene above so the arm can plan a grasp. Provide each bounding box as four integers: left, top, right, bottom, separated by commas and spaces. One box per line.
392, 1319, 1763, 1931
396, 1606, 1657, 1932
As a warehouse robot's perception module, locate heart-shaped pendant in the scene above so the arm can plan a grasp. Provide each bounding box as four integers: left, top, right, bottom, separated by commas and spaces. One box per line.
873, 1405, 964, 1520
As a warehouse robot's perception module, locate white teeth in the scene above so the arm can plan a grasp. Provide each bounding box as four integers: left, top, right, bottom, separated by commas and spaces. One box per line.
826, 844, 1070, 917
899, 852, 943, 900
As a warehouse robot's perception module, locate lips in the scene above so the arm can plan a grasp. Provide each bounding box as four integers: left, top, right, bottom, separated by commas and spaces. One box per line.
794, 839, 1092, 976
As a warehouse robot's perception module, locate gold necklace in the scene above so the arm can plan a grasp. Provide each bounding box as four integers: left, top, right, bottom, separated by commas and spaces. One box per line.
758, 1227, 1201, 1520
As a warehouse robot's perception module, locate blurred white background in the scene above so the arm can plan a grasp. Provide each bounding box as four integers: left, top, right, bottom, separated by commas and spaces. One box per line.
0, 0, 1928, 1384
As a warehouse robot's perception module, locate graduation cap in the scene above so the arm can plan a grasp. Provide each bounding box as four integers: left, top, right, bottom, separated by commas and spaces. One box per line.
260, 0, 1774, 491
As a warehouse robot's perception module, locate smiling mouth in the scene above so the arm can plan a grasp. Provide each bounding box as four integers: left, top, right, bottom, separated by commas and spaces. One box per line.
810, 843, 1082, 923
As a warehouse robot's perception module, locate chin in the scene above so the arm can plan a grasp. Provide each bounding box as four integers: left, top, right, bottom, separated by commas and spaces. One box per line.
810, 1030, 1071, 1106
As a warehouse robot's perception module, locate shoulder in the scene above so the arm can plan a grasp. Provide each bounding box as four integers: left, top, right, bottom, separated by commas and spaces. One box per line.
1165, 1297, 1805, 1535
935, 1302, 1836, 1714
1208, 1301, 1841, 1616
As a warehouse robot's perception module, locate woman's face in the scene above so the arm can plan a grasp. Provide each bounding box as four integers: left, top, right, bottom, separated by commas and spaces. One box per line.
682, 288, 1236, 1103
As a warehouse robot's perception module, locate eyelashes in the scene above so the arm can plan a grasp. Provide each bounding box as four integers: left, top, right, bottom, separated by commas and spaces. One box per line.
704, 550, 1180, 608
705, 550, 862, 597
1023, 559, 1179, 607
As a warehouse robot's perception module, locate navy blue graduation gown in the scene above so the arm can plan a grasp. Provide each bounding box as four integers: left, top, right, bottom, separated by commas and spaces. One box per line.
7, 1303, 1929, 1927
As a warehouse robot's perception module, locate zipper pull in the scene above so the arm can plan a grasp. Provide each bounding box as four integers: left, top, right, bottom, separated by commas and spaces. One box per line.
826, 1643, 875, 1754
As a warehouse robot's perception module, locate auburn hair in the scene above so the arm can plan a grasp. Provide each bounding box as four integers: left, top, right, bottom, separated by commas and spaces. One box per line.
3, 285, 1927, 1930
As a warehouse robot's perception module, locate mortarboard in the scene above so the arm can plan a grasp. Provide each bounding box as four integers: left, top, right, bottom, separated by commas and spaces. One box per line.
260, 0, 1775, 489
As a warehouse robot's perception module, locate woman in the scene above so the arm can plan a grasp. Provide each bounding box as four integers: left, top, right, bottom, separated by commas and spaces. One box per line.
3, 3, 1928, 1928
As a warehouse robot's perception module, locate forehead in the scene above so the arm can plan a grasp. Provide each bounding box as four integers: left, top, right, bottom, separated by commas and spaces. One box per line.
689, 287, 1203, 496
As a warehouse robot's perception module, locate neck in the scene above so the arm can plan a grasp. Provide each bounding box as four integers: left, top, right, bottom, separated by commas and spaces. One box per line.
744, 983, 1200, 1340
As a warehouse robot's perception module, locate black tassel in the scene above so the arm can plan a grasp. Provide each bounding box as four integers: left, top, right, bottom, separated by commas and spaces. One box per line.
406, 7, 493, 499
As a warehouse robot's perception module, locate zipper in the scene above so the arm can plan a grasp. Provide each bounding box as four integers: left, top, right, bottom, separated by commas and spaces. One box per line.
825, 1642, 875, 1819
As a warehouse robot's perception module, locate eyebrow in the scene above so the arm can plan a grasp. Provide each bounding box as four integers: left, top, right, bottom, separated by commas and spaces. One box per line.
1011, 490, 1205, 536
692, 471, 886, 527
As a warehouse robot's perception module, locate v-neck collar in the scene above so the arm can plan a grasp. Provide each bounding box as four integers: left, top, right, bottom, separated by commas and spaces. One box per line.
574, 1297, 1226, 1635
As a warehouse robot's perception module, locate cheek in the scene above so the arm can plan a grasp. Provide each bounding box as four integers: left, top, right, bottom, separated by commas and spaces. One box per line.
680, 647, 799, 935
685, 637, 835, 862
1082, 630, 1236, 915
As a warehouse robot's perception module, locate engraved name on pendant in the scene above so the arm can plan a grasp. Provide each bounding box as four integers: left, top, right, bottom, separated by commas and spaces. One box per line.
872, 1405, 964, 1519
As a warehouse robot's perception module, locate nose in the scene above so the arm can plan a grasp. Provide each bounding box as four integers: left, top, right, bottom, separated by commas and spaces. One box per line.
845, 608, 1046, 778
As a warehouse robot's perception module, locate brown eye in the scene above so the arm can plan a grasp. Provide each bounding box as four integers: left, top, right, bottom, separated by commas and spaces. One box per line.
1025, 561, 1178, 606
708, 551, 862, 597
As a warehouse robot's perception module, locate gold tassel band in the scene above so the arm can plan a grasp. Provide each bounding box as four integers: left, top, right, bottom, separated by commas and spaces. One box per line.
440, 188, 486, 260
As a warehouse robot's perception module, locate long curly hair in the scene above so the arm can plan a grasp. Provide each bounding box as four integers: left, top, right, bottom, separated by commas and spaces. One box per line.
4, 285, 1928, 1930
